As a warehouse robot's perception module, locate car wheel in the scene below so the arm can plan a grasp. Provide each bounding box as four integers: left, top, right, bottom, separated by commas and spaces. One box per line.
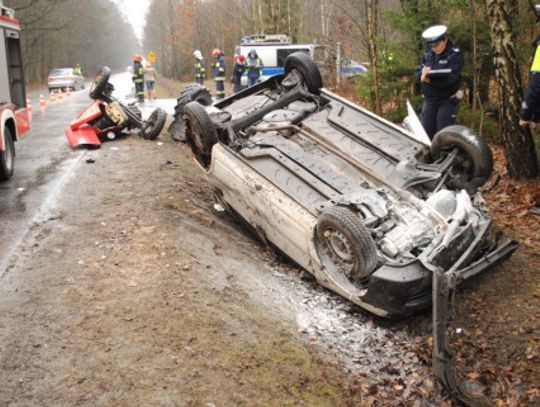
0, 127, 15, 181
141, 108, 167, 140
184, 101, 218, 168
284, 52, 323, 94
315, 206, 378, 282
89, 67, 111, 99
169, 84, 213, 142
431, 125, 493, 194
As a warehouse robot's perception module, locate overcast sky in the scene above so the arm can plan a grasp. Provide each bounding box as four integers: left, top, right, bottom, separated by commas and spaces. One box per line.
110, 0, 151, 45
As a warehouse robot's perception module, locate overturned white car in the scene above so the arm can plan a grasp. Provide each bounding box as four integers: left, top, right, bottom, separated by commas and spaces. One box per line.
178, 52, 516, 318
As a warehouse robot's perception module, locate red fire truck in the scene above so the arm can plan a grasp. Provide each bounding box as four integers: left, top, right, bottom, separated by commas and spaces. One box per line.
0, 1, 30, 181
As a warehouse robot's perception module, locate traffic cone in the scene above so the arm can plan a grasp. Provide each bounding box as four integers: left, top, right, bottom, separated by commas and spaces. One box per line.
26, 97, 32, 112
39, 94, 46, 107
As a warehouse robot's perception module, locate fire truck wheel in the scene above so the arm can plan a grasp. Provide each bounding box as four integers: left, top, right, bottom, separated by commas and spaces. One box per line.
0, 126, 15, 181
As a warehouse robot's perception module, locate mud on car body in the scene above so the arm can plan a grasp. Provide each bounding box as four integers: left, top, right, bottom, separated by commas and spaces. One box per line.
179, 52, 516, 318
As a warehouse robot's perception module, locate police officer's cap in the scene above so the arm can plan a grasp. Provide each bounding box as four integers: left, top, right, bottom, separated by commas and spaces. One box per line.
422, 25, 447, 45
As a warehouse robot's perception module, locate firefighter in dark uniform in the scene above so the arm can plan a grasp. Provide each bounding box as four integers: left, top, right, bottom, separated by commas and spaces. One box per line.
232, 54, 246, 94
132, 54, 145, 103
519, 5, 540, 127
415, 25, 464, 139
212, 48, 226, 99
193, 50, 206, 85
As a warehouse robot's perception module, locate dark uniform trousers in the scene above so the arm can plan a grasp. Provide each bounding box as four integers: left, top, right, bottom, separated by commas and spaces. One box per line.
421, 96, 460, 138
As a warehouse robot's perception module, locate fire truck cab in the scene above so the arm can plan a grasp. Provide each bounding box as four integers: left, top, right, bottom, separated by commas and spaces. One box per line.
0, 1, 30, 181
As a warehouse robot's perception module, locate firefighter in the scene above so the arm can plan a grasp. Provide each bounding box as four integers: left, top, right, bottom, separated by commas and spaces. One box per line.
246, 49, 263, 87
415, 25, 463, 139
232, 54, 246, 94
193, 50, 206, 85
74, 63, 82, 76
132, 54, 145, 103
212, 48, 226, 99
519, 4, 540, 126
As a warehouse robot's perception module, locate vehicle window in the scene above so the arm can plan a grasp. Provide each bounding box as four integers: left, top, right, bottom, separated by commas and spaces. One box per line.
50, 69, 71, 76
277, 48, 309, 67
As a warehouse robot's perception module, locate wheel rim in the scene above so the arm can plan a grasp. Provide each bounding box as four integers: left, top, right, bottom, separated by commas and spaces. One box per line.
282, 69, 303, 89
320, 227, 355, 276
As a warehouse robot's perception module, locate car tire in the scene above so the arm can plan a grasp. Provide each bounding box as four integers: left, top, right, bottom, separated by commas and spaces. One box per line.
169, 84, 213, 142
141, 108, 167, 140
89, 67, 111, 99
0, 127, 15, 181
284, 52, 323, 94
431, 125, 493, 194
315, 206, 378, 282
184, 101, 218, 168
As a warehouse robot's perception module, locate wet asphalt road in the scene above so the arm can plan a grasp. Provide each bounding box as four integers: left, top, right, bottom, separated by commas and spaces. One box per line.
0, 73, 176, 273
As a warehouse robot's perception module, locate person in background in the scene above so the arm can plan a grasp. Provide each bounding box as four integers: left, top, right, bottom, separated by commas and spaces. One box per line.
232, 54, 246, 94
415, 25, 463, 139
246, 49, 263, 87
145, 62, 156, 100
519, 4, 540, 127
132, 54, 145, 103
212, 48, 226, 99
193, 50, 206, 85
74, 63, 82, 76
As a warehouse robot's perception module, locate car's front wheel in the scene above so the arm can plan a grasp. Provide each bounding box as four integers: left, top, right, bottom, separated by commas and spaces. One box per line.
0, 127, 15, 181
315, 206, 378, 282
283, 52, 323, 94
184, 101, 218, 168
431, 125, 493, 194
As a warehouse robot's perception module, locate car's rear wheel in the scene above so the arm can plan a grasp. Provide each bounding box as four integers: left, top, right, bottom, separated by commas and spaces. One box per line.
141, 108, 167, 140
283, 52, 323, 94
184, 101, 218, 168
315, 206, 378, 282
169, 84, 213, 142
0, 127, 15, 181
431, 125, 493, 194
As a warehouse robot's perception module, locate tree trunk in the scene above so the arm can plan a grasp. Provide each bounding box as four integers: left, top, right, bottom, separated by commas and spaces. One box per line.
366, 0, 381, 114
487, 0, 538, 178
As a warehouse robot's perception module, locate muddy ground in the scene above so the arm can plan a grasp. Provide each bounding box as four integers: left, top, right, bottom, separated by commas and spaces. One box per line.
0, 80, 538, 406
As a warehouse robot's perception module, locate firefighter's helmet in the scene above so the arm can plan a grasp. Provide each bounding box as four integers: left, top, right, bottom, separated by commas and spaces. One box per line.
212, 48, 222, 58
133, 54, 142, 62
193, 50, 203, 60
237, 54, 245, 63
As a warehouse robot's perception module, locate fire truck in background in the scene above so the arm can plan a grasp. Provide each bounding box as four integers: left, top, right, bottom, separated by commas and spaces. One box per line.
0, 1, 30, 181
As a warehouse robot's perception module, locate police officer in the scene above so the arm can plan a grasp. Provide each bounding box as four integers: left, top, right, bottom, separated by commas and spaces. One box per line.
519, 5, 540, 127
212, 48, 226, 99
415, 25, 464, 139
74, 63, 82, 76
232, 54, 246, 94
246, 49, 263, 87
193, 50, 206, 85
132, 54, 145, 103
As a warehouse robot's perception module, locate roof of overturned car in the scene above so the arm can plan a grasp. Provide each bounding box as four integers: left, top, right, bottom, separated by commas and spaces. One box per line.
176, 52, 517, 318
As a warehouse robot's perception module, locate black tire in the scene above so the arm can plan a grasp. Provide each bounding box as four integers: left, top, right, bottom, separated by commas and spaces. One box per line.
169, 84, 213, 142
141, 108, 167, 140
89, 67, 111, 99
184, 101, 218, 168
284, 52, 323, 94
0, 127, 15, 181
315, 206, 378, 282
431, 125, 493, 194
